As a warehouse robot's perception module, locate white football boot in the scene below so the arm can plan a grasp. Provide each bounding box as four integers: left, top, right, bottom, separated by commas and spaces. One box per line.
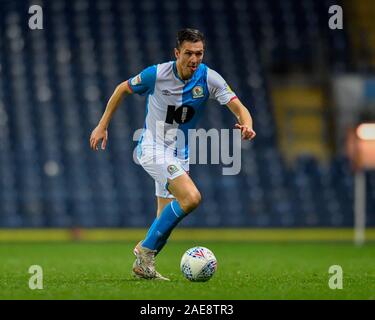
132, 241, 170, 281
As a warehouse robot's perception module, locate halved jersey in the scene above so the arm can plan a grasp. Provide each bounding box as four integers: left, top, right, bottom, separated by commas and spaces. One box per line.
127, 61, 237, 160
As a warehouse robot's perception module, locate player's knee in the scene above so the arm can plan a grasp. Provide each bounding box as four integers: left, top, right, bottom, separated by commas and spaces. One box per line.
189, 191, 201, 210
180, 190, 201, 213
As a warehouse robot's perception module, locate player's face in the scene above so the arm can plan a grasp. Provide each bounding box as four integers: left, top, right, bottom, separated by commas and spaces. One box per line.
175, 41, 204, 80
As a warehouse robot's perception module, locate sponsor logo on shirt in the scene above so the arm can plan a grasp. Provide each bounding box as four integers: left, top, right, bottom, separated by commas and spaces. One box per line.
225, 83, 233, 93
192, 85, 204, 98
131, 74, 142, 86
162, 89, 172, 96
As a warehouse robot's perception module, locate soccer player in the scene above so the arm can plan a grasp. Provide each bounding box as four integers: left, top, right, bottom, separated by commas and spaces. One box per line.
90, 28, 256, 280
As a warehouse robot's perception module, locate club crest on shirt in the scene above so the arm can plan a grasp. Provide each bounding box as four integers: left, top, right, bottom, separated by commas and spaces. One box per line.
192, 85, 204, 98
131, 74, 142, 86
167, 164, 179, 175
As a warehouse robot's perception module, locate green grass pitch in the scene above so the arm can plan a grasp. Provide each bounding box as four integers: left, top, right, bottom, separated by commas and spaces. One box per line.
0, 241, 374, 300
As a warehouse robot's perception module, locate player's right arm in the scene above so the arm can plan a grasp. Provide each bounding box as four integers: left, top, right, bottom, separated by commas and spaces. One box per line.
90, 81, 132, 151
90, 65, 156, 151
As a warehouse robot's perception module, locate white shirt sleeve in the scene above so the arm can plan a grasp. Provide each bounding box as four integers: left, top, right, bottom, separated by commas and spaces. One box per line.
207, 68, 237, 105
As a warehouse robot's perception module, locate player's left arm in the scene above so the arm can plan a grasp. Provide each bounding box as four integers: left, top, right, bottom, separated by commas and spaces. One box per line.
226, 98, 256, 140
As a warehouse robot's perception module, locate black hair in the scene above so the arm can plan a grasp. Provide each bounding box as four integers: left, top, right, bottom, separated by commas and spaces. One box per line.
176, 28, 205, 49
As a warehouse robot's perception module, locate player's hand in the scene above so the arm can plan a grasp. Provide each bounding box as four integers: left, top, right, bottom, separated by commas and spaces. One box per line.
235, 124, 256, 140
90, 125, 108, 151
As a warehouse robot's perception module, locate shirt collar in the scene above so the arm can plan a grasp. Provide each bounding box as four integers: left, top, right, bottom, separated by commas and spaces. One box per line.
173, 61, 196, 84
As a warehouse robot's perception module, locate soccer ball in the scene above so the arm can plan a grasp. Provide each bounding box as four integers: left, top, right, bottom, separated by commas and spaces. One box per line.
180, 246, 217, 282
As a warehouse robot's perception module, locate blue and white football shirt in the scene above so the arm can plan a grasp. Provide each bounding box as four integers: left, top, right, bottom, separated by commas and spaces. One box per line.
128, 61, 237, 160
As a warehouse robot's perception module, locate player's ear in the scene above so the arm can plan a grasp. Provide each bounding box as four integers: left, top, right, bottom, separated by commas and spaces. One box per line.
174, 48, 180, 59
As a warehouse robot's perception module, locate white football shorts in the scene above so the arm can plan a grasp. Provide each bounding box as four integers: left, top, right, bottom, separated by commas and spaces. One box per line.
137, 145, 189, 198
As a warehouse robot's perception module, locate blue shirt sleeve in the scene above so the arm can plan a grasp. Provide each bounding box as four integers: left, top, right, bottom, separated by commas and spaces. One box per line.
127, 65, 157, 96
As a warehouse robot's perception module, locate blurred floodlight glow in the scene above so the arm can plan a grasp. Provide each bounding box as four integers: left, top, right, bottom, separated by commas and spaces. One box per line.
356, 123, 375, 141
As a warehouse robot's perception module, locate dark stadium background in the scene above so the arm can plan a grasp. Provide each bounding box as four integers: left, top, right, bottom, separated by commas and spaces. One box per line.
0, 0, 374, 232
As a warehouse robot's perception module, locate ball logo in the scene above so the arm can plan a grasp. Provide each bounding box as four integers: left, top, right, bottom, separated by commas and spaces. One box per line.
189, 247, 205, 258
192, 85, 204, 98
